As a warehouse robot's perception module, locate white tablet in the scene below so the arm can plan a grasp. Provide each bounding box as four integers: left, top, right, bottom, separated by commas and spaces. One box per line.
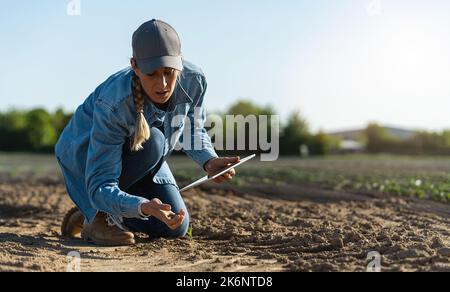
180, 154, 257, 192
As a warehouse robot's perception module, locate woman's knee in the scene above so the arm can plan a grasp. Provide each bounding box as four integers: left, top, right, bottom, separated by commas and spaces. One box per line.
147, 183, 190, 238
164, 191, 190, 238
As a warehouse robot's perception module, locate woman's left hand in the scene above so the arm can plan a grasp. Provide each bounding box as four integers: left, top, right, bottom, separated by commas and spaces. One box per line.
141, 198, 186, 230
204, 156, 240, 183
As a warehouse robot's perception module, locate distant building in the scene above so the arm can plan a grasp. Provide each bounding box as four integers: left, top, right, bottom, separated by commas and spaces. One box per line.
339, 139, 365, 153
327, 126, 418, 153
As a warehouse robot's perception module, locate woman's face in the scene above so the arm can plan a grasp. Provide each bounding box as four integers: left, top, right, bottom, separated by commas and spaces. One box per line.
132, 60, 179, 105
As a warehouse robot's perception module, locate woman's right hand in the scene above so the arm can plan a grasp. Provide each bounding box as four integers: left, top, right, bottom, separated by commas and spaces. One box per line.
141, 198, 186, 230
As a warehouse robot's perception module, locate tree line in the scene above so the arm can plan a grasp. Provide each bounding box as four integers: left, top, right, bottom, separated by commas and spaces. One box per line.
366, 123, 450, 155
0, 102, 448, 156
0, 108, 72, 153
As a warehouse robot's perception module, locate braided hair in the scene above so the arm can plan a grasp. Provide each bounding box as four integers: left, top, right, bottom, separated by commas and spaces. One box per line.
131, 72, 151, 151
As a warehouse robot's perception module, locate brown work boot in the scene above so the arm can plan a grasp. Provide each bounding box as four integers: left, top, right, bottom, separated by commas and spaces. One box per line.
61, 206, 85, 237
81, 212, 135, 246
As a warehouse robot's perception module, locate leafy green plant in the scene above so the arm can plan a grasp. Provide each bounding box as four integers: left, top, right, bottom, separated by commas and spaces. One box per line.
186, 226, 193, 240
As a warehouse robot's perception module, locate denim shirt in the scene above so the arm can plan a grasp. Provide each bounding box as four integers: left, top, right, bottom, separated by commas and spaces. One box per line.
55, 60, 218, 223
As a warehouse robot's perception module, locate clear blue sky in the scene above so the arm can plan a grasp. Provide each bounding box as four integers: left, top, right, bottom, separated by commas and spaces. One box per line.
1, 0, 449, 132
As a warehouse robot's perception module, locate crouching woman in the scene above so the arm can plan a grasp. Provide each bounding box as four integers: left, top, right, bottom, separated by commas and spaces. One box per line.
55, 19, 239, 246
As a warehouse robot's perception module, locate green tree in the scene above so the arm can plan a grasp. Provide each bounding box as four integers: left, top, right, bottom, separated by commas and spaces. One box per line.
309, 131, 332, 156
0, 109, 30, 151
227, 100, 274, 116
365, 123, 391, 153
24, 108, 57, 152
52, 107, 72, 137
280, 111, 310, 155
443, 130, 450, 147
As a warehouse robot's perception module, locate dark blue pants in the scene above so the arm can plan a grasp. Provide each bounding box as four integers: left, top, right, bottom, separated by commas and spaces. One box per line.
118, 127, 190, 239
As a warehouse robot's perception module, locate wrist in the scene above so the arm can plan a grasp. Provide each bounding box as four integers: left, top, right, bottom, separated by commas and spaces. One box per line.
203, 158, 216, 172
139, 202, 153, 217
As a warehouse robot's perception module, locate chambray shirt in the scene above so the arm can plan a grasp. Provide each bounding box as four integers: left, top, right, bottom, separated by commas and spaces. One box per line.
55, 60, 218, 224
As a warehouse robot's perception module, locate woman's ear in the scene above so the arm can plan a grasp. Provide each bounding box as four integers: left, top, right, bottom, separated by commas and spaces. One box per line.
130, 58, 138, 71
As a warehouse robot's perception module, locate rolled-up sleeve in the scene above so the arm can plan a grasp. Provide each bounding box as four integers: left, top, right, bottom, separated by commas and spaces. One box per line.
179, 75, 218, 168
85, 99, 148, 220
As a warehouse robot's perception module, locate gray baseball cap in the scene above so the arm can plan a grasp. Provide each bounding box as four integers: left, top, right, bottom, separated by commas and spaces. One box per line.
132, 19, 183, 74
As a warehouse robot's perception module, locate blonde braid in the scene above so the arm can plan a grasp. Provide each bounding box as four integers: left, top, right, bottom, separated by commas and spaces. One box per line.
131, 73, 151, 151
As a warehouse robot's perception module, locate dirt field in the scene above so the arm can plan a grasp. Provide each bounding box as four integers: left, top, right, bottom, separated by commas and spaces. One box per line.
0, 155, 449, 272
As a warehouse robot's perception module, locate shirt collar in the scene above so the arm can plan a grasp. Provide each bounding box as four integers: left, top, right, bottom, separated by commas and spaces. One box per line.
171, 74, 194, 106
